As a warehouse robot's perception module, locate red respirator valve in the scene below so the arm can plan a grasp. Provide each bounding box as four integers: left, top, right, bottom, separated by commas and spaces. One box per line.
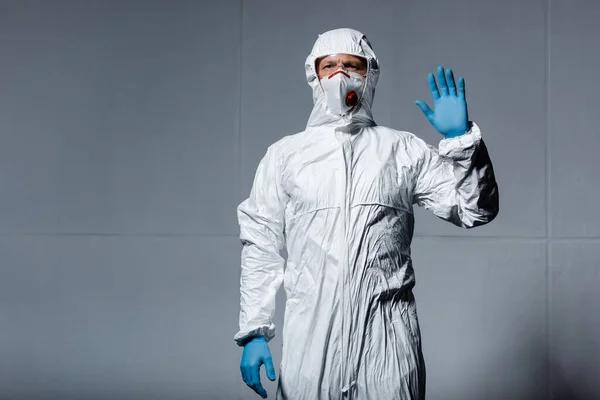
345, 91, 358, 107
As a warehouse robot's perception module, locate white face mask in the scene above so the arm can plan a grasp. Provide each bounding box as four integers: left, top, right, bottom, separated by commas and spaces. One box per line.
320, 70, 365, 116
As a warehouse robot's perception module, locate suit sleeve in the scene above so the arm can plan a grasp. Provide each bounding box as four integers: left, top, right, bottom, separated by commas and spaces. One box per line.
233, 145, 287, 346
411, 122, 499, 228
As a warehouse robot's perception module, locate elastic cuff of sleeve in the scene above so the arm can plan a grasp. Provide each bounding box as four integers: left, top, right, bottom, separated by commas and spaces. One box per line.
439, 121, 482, 158
234, 326, 275, 347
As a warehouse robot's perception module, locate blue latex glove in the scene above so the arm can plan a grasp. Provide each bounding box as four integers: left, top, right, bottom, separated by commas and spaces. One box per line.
240, 336, 277, 398
415, 65, 469, 138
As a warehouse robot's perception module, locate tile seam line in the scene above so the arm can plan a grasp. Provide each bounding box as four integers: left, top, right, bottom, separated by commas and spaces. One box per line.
544, 1, 552, 399
237, 0, 244, 207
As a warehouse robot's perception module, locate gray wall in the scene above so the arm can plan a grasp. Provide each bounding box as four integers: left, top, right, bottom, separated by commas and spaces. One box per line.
0, 1, 598, 399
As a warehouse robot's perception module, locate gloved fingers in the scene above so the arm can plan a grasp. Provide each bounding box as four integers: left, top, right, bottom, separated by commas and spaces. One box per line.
241, 360, 256, 387
240, 362, 248, 384
263, 356, 277, 381
249, 363, 268, 398
415, 100, 434, 122
436, 65, 448, 96
445, 68, 457, 96
427, 73, 440, 100
457, 77, 466, 99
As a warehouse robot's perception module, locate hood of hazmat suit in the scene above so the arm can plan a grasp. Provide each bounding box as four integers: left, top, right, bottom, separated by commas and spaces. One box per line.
304, 29, 379, 130
235, 28, 499, 400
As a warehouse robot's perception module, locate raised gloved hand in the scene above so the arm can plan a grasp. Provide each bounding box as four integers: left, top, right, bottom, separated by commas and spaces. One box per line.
240, 336, 277, 398
415, 65, 469, 138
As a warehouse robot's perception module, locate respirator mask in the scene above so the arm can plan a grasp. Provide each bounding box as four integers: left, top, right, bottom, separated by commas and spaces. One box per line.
320, 69, 365, 116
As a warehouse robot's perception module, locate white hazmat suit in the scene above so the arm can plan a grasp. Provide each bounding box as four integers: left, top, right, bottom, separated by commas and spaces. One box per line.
234, 28, 499, 400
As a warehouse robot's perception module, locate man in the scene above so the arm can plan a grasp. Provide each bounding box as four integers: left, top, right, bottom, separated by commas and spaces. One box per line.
234, 28, 498, 400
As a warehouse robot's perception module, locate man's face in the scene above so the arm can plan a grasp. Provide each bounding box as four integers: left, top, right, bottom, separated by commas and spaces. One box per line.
316, 54, 367, 80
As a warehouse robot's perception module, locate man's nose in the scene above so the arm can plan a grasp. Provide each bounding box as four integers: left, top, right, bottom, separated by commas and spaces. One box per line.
336, 62, 347, 71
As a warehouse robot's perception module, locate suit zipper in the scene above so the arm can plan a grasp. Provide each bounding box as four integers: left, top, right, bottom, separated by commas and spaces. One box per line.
340, 132, 353, 398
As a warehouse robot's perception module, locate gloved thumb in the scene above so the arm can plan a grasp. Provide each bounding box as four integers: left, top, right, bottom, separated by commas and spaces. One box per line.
415, 100, 434, 121
264, 357, 277, 381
